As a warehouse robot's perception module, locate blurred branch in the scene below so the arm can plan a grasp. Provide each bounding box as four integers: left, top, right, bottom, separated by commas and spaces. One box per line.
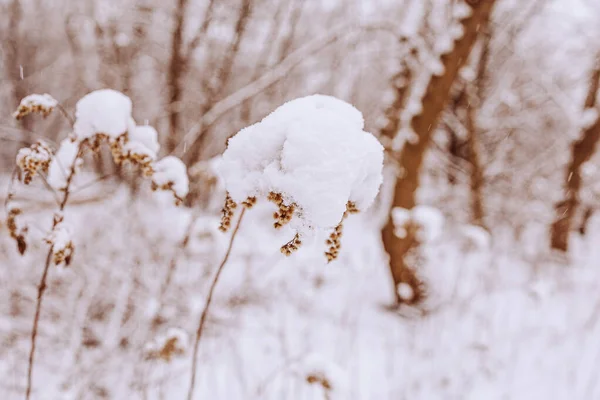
175, 20, 399, 156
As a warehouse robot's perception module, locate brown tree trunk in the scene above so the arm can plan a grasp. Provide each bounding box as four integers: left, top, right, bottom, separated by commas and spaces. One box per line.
381, 0, 496, 305
550, 60, 600, 251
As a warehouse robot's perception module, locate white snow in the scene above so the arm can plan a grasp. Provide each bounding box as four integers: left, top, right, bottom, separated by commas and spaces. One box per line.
123, 125, 160, 160
453, 2, 473, 20
580, 107, 599, 129
152, 156, 189, 200
73, 89, 134, 142
47, 139, 80, 191
397, 282, 415, 301
392, 205, 444, 242
460, 224, 491, 249
218, 95, 384, 234
14, 93, 58, 113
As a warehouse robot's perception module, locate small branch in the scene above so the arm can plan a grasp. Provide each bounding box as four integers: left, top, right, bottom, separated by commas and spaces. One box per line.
174, 21, 399, 156
187, 208, 246, 400
25, 250, 53, 400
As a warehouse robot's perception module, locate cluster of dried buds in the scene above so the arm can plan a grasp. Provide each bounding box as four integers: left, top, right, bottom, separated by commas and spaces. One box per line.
306, 372, 332, 393
325, 202, 359, 263
241, 196, 257, 208
219, 193, 238, 232
281, 233, 302, 256
16, 141, 53, 184
144, 328, 188, 362
268, 191, 296, 229
12, 94, 57, 120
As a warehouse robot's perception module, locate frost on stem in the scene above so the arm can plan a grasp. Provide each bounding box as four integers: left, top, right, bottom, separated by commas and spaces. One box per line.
218, 95, 384, 261
13, 93, 58, 120
44, 217, 74, 266
144, 327, 188, 362
16, 141, 53, 184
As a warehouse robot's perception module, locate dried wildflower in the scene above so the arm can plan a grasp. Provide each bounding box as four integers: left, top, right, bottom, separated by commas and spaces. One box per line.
219, 193, 237, 232
7, 207, 27, 255
281, 233, 302, 256
16, 141, 53, 184
45, 219, 74, 266
144, 327, 188, 362
13, 94, 58, 120
268, 192, 296, 229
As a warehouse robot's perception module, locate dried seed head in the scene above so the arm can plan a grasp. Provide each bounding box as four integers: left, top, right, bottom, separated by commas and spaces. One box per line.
16, 141, 53, 184
323, 202, 360, 262
241, 196, 257, 209
280, 233, 302, 256
13, 94, 58, 120
268, 192, 296, 229
144, 328, 188, 362
219, 193, 237, 232
306, 373, 332, 391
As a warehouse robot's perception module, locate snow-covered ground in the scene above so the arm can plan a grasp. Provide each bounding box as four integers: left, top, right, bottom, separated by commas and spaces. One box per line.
2, 180, 600, 400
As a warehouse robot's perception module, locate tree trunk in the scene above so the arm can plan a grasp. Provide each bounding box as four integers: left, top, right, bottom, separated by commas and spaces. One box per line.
550, 61, 600, 251
381, 0, 496, 305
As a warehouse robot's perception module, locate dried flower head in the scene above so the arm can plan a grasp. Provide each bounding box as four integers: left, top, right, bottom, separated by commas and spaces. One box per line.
218, 95, 383, 260
324, 202, 360, 263
241, 196, 257, 209
16, 141, 53, 184
13, 94, 58, 120
281, 233, 302, 256
144, 328, 188, 362
268, 192, 296, 229
219, 193, 237, 232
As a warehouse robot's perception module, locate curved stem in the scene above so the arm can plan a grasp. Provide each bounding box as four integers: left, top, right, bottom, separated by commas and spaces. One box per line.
187, 208, 246, 400
25, 144, 83, 399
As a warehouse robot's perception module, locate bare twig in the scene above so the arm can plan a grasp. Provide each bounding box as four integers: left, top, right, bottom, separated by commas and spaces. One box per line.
187, 208, 246, 400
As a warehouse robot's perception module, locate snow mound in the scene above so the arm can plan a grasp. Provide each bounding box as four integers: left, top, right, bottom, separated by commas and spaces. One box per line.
124, 125, 160, 160
73, 89, 134, 141
47, 139, 81, 191
152, 156, 189, 201
218, 94, 384, 234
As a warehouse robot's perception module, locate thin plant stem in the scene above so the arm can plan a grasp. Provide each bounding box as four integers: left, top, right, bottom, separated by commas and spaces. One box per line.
25, 144, 84, 400
187, 207, 246, 400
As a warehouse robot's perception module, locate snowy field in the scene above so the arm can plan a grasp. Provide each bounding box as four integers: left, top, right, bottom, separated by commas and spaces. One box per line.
2, 180, 600, 400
